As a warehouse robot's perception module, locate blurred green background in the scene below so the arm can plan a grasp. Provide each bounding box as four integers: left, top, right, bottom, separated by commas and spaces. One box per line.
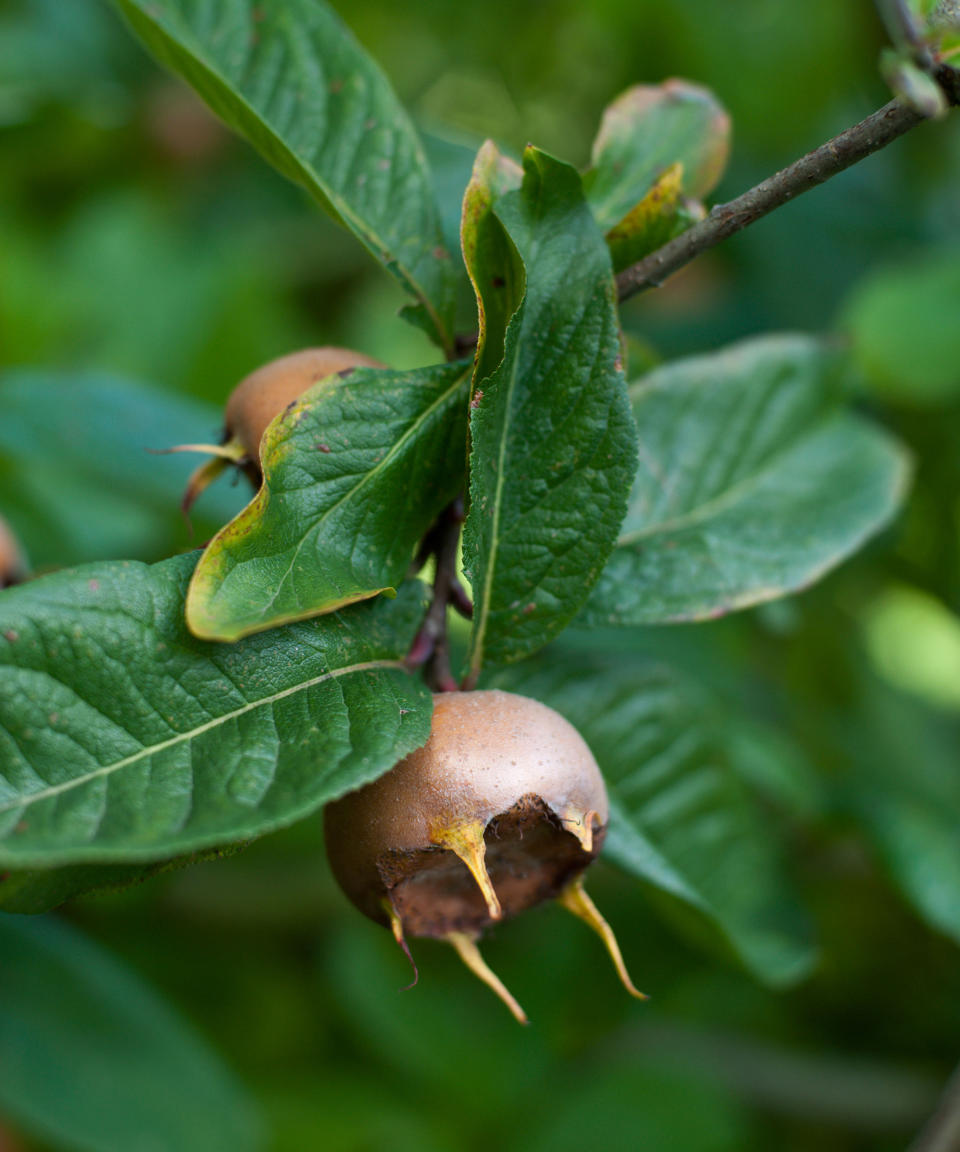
1, 0, 960, 1150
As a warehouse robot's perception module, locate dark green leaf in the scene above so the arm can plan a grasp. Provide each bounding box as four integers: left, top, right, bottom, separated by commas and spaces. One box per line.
0, 842, 247, 914
0, 370, 245, 569
489, 650, 816, 986
0, 555, 431, 867
584, 335, 911, 626
0, 861, 162, 914
585, 80, 730, 231
420, 131, 484, 275
0, 914, 263, 1152
520, 1062, 746, 1152
111, 0, 456, 354
186, 362, 470, 641
463, 147, 637, 676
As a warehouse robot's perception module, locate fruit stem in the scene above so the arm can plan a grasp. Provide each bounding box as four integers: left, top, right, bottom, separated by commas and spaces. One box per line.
406, 497, 468, 692
447, 932, 528, 1024
557, 877, 648, 1001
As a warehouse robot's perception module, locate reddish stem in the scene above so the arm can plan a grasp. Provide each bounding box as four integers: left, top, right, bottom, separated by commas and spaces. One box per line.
405, 498, 470, 692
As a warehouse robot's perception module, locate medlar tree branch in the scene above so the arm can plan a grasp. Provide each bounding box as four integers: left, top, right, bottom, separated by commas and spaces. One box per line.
616, 68, 960, 302
435, 63, 959, 691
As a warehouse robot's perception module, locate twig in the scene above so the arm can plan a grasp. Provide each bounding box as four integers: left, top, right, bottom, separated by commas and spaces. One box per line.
448, 71, 959, 349
405, 498, 471, 693
616, 86, 957, 301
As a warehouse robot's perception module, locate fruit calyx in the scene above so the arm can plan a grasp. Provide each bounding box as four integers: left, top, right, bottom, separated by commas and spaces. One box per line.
324, 689, 645, 1022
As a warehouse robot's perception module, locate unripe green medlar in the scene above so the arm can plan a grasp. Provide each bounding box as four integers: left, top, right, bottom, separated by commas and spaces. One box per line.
324, 690, 643, 1022
176, 346, 384, 512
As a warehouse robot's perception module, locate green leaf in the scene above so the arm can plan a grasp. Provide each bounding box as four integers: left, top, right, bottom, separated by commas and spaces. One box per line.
463, 147, 637, 677
584, 335, 911, 627
460, 140, 525, 384
110, 0, 456, 354
841, 249, 960, 405
602, 164, 703, 274
0, 914, 263, 1152
186, 362, 470, 642
0, 861, 163, 914
0, 555, 431, 867
585, 80, 731, 232
422, 131, 489, 331
520, 1063, 746, 1152
0, 842, 247, 915
0, 370, 245, 569
489, 649, 816, 986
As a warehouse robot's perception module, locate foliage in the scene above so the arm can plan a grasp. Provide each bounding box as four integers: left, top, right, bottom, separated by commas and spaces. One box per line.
1, 0, 960, 1150
0, 914, 262, 1152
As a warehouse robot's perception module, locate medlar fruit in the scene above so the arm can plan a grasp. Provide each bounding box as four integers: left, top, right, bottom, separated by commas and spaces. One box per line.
324, 689, 643, 1022
175, 346, 384, 512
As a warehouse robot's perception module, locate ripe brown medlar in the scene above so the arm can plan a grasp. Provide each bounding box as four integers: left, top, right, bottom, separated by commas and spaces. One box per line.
174, 346, 384, 512
324, 689, 643, 1022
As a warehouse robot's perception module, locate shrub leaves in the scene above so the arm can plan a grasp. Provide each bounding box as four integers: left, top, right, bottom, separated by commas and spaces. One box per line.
584, 335, 911, 626
585, 80, 729, 269
186, 362, 470, 641
462, 146, 637, 677
111, 0, 456, 353
491, 648, 815, 986
0, 556, 431, 867
0, 914, 263, 1152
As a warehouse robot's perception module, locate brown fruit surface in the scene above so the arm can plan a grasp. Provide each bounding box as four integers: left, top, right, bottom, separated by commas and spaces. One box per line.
324, 690, 643, 1020
325, 690, 607, 937
225, 346, 384, 462
177, 346, 385, 513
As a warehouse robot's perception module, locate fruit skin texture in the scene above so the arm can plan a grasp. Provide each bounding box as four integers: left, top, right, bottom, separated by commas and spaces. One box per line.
178, 346, 385, 513
324, 689, 607, 939
225, 346, 384, 463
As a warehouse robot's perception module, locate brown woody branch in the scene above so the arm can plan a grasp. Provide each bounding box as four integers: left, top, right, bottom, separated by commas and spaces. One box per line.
616, 65, 960, 303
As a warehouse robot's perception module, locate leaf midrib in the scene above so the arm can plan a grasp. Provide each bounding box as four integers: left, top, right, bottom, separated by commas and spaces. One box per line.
216, 368, 472, 631
0, 658, 403, 815
258, 366, 471, 610
616, 413, 839, 546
